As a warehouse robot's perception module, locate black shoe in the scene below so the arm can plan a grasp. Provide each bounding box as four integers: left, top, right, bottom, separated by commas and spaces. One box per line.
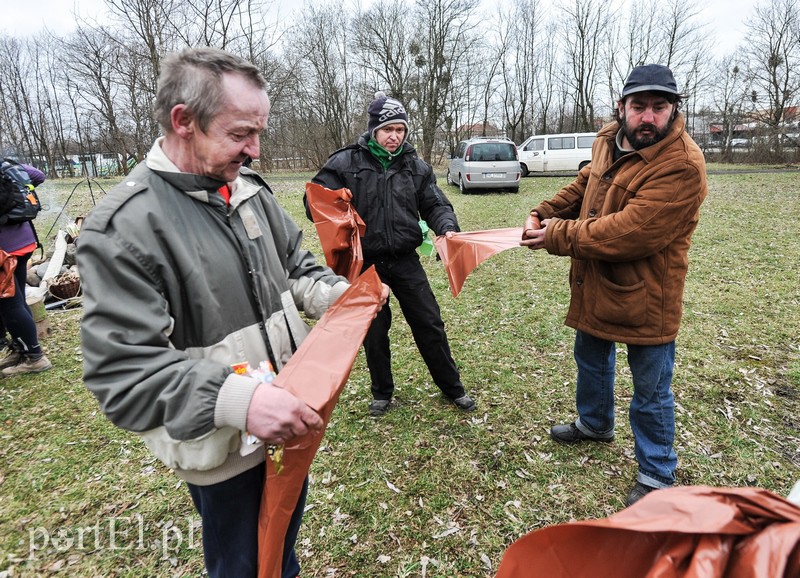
625, 482, 660, 507
451, 394, 476, 412
368, 399, 391, 417
550, 422, 614, 444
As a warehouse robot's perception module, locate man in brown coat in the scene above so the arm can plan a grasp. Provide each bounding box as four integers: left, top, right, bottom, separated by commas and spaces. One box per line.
521, 64, 707, 506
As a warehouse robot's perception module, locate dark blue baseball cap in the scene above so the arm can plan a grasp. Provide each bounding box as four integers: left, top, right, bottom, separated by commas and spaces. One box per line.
621, 64, 679, 97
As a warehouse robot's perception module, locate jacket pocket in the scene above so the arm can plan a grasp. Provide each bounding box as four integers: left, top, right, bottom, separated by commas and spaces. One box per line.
139, 426, 240, 471
593, 275, 647, 327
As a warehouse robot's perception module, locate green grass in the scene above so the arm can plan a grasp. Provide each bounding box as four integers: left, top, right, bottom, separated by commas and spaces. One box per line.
1, 169, 798, 577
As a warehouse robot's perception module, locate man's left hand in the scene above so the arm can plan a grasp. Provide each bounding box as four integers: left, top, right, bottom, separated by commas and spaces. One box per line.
520, 219, 550, 250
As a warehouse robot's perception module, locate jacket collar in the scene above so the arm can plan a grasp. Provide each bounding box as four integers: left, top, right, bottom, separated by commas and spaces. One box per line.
145, 138, 231, 203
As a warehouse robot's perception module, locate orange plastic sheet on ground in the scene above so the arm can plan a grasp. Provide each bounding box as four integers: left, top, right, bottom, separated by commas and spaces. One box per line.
257, 266, 383, 578
305, 182, 366, 282
433, 228, 524, 297
495, 485, 800, 578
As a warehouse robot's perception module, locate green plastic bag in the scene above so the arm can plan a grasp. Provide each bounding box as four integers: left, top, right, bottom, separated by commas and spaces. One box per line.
418, 220, 436, 257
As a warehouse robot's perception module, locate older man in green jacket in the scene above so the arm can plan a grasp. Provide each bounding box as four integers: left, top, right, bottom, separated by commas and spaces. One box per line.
522, 64, 707, 507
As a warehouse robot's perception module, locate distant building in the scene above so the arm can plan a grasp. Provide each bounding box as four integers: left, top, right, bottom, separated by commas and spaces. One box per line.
457, 122, 505, 139
54, 153, 131, 178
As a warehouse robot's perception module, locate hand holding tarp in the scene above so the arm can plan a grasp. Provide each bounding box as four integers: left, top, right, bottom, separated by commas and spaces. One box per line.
522, 210, 542, 238
257, 266, 384, 578
245, 383, 323, 444
305, 182, 366, 282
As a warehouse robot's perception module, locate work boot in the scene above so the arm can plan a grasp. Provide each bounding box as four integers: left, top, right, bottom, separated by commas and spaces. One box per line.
2, 354, 52, 377
450, 394, 476, 412
368, 399, 391, 417
550, 422, 614, 444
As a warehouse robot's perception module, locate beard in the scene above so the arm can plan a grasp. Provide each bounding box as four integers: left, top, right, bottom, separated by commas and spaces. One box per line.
622, 116, 673, 150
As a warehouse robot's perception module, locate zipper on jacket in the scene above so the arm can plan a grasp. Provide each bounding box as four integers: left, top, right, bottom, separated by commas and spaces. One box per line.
381, 165, 396, 256
227, 207, 280, 372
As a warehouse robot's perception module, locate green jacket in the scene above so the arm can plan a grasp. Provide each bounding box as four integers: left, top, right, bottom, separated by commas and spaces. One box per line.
78, 140, 348, 485
534, 113, 707, 345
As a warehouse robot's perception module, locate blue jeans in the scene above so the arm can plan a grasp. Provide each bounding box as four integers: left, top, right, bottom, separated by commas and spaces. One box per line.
187, 463, 306, 578
573, 330, 677, 487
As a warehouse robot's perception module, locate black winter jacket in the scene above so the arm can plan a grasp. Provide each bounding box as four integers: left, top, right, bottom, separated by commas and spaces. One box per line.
309, 133, 459, 260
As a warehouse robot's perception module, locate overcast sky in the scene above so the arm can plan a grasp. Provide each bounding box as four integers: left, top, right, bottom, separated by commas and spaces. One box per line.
4, 0, 757, 59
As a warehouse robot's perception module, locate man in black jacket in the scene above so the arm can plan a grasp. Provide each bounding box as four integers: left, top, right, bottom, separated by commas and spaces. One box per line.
309, 92, 475, 416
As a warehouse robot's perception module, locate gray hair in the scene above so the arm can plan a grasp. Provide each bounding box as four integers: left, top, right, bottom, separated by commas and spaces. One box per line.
154, 47, 268, 133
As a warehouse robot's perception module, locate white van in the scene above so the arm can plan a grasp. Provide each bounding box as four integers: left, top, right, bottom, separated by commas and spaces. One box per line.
517, 132, 596, 176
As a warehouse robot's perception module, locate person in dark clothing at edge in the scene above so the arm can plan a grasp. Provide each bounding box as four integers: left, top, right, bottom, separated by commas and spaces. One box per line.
521, 64, 707, 507
0, 162, 52, 376
307, 92, 476, 417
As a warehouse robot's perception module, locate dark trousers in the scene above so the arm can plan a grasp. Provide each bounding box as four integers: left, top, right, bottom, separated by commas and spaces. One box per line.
364, 253, 464, 400
0, 252, 41, 355
187, 463, 307, 578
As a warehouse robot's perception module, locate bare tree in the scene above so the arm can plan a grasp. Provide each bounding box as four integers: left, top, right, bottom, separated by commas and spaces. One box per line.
615, 0, 707, 95
558, 0, 609, 131
745, 0, 800, 153
498, 0, 543, 143
284, 4, 360, 167
475, 32, 505, 138
235, 0, 284, 69
62, 26, 131, 175
2, 0, 783, 179
710, 57, 755, 152
352, 0, 416, 107
657, 0, 710, 135
659, 0, 707, 69
104, 0, 180, 80
63, 75, 92, 177
0, 38, 32, 157
409, 0, 481, 162
534, 21, 560, 134
36, 34, 74, 176
622, 0, 660, 69
0, 36, 59, 165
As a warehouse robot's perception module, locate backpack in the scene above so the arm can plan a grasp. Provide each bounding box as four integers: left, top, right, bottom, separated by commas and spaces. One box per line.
0, 158, 43, 225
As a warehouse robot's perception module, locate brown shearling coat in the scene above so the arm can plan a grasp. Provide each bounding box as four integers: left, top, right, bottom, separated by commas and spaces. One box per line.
533, 113, 707, 345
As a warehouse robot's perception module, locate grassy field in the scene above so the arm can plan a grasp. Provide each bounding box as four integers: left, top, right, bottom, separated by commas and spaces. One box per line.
1, 166, 799, 577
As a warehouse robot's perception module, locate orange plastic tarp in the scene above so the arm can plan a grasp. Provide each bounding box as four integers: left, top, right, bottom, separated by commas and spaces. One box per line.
257, 266, 384, 578
0, 251, 17, 298
433, 228, 524, 297
495, 485, 800, 578
304, 182, 366, 282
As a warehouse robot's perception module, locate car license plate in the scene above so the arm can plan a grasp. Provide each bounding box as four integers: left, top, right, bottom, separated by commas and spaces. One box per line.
484, 172, 504, 178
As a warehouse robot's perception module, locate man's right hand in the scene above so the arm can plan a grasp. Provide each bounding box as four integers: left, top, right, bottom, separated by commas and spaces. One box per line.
245, 383, 323, 445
